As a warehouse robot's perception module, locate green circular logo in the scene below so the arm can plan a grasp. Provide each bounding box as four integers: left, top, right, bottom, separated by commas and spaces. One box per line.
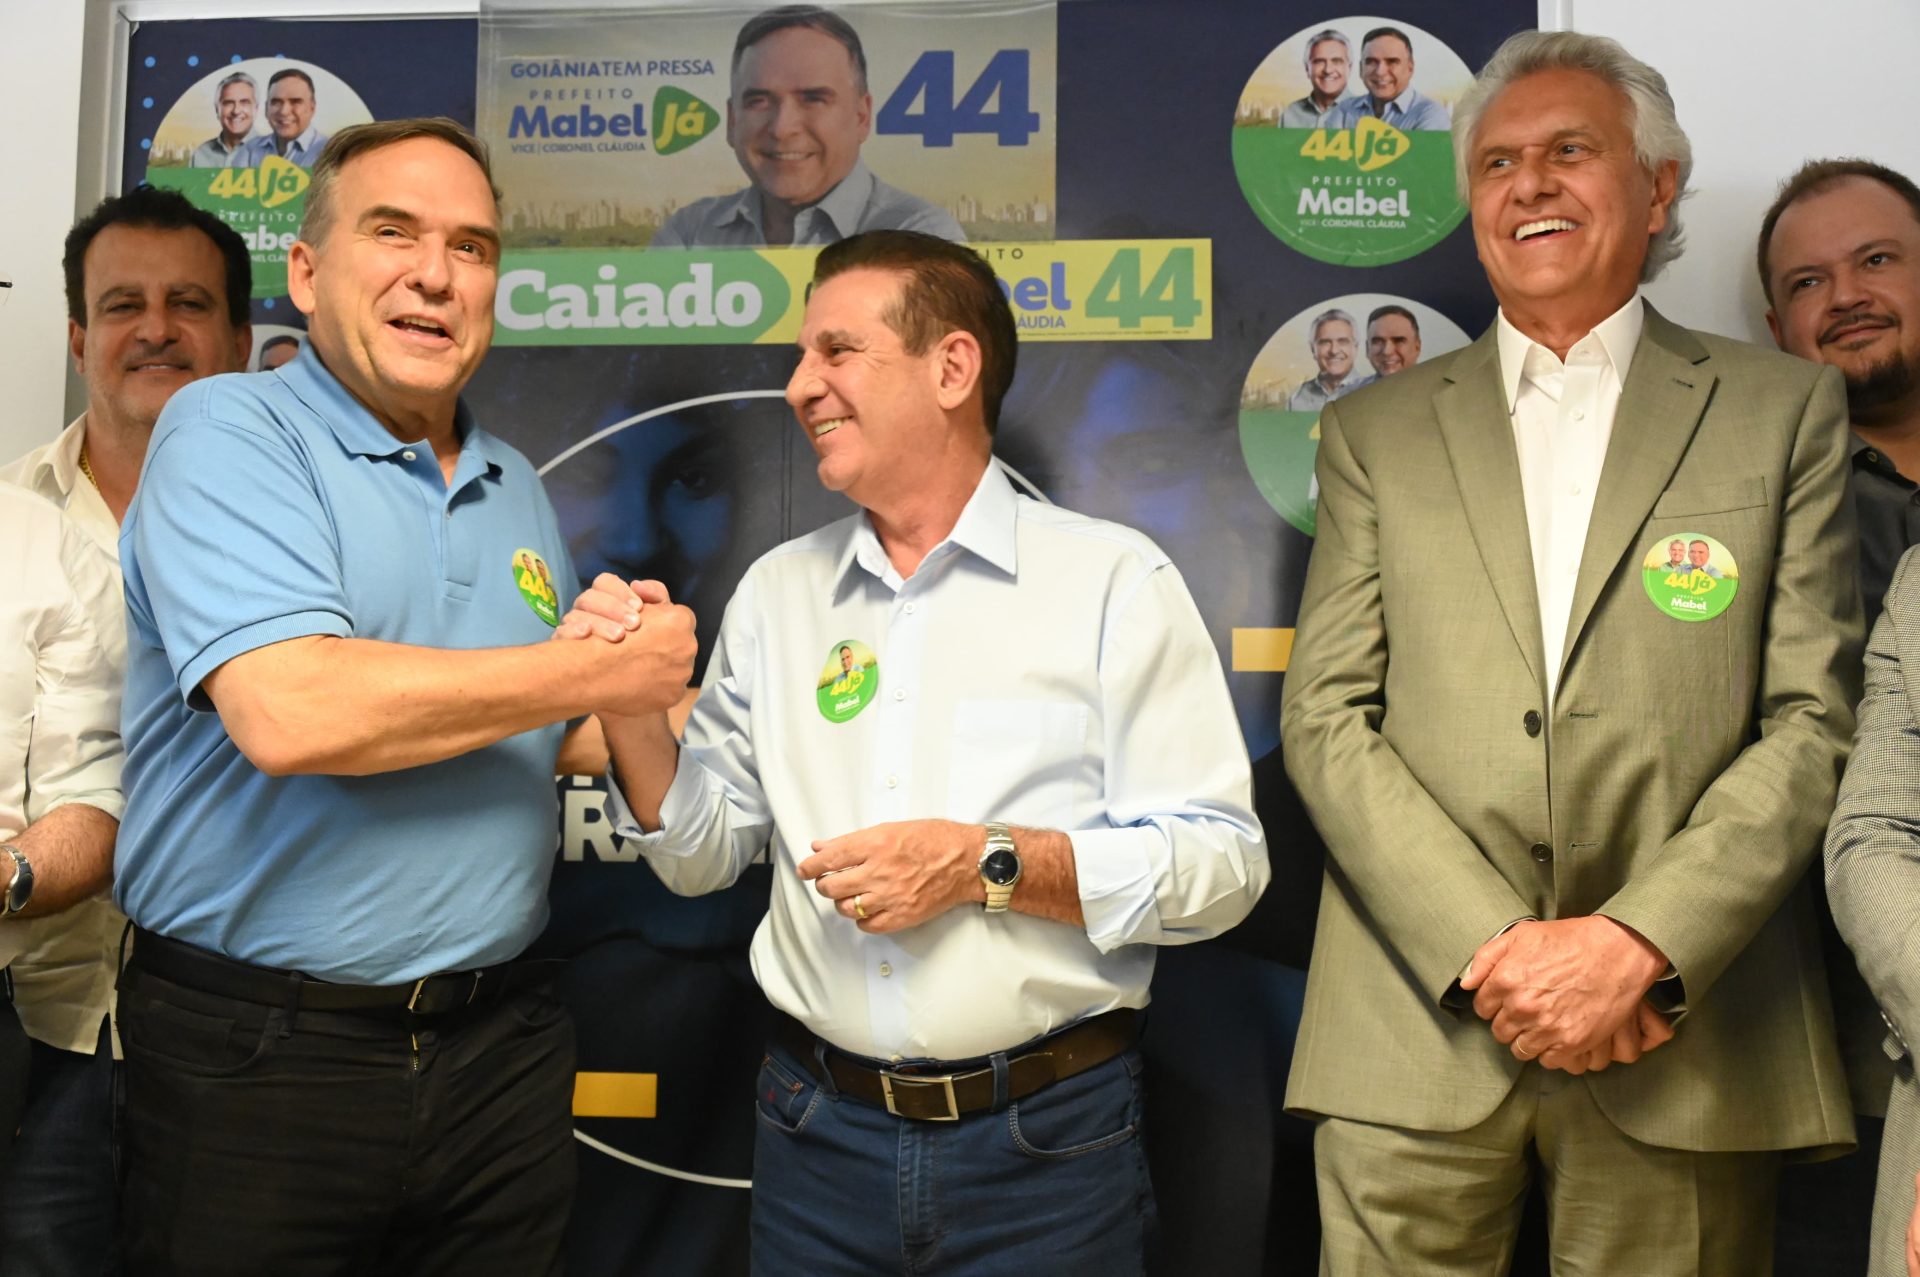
1641, 533, 1739, 622
1238, 295, 1470, 534
816, 639, 878, 723
512, 547, 561, 626
1231, 20, 1473, 266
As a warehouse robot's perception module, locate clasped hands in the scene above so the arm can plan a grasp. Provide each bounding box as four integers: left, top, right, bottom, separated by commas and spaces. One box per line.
552, 573, 698, 717
1458, 916, 1676, 1074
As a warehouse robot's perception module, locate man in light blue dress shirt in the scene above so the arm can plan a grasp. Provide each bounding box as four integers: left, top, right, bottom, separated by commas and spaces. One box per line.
1331, 26, 1452, 132
188, 71, 256, 168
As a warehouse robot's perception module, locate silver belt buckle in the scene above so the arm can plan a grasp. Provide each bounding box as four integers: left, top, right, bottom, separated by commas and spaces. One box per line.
880, 1070, 960, 1121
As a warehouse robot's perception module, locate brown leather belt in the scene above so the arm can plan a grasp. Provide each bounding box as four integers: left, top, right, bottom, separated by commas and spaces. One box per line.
773, 1008, 1139, 1122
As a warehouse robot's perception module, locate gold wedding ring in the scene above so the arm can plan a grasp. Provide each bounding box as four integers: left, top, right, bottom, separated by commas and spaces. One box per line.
1515, 1042, 1536, 1060
853, 894, 868, 920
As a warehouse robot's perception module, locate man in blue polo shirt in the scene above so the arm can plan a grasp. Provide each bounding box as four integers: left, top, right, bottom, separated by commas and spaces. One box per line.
113, 117, 696, 1274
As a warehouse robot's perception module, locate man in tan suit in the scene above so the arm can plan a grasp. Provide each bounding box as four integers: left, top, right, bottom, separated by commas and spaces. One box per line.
1282, 31, 1860, 1274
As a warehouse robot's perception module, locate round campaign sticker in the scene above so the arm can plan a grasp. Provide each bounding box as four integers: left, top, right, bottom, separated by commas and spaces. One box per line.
1641, 533, 1739, 622
816, 640, 879, 723
1238, 294, 1469, 535
512, 548, 561, 625
1230, 18, 1473, 265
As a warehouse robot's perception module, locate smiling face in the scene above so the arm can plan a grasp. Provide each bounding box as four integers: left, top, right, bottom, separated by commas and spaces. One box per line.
69, 224, 250, 440
286, 136, 501, 438
1362, 34, 1413, 103
1767, 176, 1920, 419
786, 267, 958, 510
267, 74, 315, 142
728, 25, 872, 215
1312, 317, 1356, 380
1468, 67, 1677, 342
1366, 312, 1422, 374
1688, 540, 1711, 570
1667, 539, 1686, 567
217, 81, 255, 144
1307, 39, 1349, 104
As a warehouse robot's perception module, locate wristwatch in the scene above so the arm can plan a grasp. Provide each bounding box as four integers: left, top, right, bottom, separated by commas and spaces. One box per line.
2, 844, 32, 915
978, 823, 1021, 913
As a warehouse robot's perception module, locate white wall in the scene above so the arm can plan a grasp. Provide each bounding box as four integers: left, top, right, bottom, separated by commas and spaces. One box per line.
0, 0, 88, 461
1567, 0, 1920, 343
1, 0, 1915, 467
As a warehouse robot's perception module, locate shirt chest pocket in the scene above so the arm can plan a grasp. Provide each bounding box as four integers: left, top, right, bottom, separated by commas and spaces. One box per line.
946, 700, 1089, 830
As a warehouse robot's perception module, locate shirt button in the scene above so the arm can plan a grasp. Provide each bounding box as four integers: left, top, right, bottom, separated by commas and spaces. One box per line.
1523, 710, 1542, 737
885, 775, 899, 789
904, 602, 917, 615
893, 689, 906, 701
1530, 842, 1553, 863
879, 963, 893, 977
1568, 484, 1582, 496
402, 449, 417, 461
1571, 409, 1585, 422
890, 1054, 903, 1064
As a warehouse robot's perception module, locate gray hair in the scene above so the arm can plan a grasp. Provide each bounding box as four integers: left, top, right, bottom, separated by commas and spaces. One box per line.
1301, 29, 1351, 71
1451, 31, 1693, 282
216, 71, 257, 100
1309, 308, 1357, 345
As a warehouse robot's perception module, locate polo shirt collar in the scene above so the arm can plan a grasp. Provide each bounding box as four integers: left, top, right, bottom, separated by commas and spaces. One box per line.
831, 459, 1020, 596
278, 344, 502, 484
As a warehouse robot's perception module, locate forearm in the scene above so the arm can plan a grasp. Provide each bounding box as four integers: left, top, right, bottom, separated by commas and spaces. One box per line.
6, 802, 117, 917
207, 634, 623, 776
1005, 827, 1084, 927
604, 712, 681, 833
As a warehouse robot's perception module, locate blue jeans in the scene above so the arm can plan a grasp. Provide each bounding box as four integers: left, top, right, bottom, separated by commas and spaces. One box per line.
0, 1017, 120, 1277
749, 1037, 1155, 1276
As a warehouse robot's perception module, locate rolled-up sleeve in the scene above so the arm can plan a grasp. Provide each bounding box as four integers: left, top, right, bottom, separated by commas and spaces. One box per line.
1071, 562, 1269, 951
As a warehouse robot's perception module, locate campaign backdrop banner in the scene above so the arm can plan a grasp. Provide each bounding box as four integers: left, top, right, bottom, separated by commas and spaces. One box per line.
478, 1, 1056, 247
493, 239, 1212, 343
122, 3, 1536, 1273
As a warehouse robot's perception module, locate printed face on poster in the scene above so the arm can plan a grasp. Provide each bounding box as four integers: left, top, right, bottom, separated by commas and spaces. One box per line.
479, 2, 1057, 248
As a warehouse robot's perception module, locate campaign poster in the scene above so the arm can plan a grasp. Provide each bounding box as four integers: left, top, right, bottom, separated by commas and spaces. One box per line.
478, 1, 1055, 247
123, 17, 478, 310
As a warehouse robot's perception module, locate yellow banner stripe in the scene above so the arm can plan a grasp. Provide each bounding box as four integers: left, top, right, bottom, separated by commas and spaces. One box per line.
1232, 628, 1294, 672
573, 1071, 658, 1119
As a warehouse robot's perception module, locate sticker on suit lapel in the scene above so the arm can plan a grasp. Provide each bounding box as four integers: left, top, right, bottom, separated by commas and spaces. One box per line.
816, 639, 878, 723
512, 548, 561, 626
1641, 533, 1738, 622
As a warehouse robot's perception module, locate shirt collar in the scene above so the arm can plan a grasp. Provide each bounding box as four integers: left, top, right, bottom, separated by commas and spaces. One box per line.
1496, 293, 1646, 413
1371, 85, 1423, 116
20, 414, 87, 500
830, 459, 1020, 596
722, 161, 877, 242
277, 343, 502, 483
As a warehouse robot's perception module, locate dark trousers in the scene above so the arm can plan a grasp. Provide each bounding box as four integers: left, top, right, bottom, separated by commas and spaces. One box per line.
0, 991, 29, 1175
116, 955, 577, 1277
0, 1017, 120, 1277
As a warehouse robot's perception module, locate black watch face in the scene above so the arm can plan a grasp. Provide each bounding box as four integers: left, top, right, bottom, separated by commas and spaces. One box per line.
982, 848, 1020, 886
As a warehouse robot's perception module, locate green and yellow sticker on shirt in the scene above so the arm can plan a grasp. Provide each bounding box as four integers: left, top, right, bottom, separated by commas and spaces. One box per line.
1641, 532, 1739, 622
512, 548, 561, 626
816, 639, 878, 723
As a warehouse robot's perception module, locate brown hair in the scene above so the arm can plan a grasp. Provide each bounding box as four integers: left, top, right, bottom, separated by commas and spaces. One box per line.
810, 230, 1017, 434
1757, 158, 1920, 304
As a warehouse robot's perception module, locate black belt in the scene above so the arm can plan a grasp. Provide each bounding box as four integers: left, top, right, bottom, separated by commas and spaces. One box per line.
125, 926, 562, 1018
774, 1008, 1139, 1122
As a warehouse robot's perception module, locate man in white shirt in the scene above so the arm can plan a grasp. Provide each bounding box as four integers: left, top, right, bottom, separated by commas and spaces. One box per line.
0, 184, 250, 1272
565, 229, 1267, 1274
1283, 31, 1857, 1274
